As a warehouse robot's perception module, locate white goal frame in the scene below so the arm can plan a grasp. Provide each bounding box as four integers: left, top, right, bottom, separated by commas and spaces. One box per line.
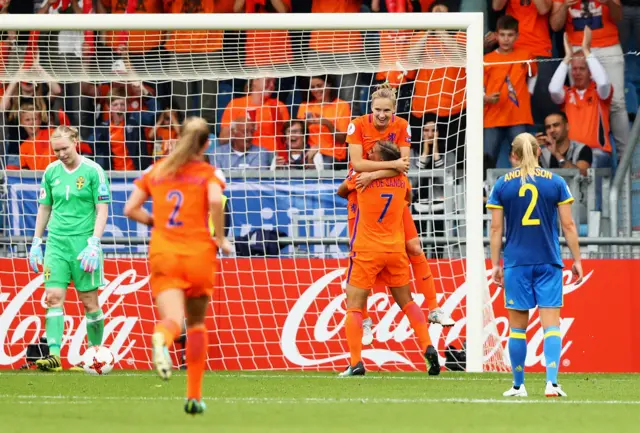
0, 12, 487, 372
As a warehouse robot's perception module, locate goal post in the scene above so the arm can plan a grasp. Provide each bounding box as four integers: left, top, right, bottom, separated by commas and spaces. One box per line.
0, 12, 495, 372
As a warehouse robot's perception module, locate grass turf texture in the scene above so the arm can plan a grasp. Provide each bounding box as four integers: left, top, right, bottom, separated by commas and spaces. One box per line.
1, 371, 639, 433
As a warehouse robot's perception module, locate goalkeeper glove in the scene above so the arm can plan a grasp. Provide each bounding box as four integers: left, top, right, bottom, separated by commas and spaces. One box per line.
28, 237, 43, 273
77, 236, 101, 273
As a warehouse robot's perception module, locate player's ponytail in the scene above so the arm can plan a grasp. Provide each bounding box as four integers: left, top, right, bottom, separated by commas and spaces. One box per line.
511, 133, 540, 184
371, 81, 397, 107
153, 117, 209, 179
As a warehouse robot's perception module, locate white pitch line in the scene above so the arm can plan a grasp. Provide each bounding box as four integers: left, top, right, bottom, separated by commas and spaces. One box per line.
1, 394, 639, 406
0, 371, 634, 382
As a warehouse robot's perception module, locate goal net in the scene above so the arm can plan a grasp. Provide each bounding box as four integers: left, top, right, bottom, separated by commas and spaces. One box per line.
0, 13, 506, 372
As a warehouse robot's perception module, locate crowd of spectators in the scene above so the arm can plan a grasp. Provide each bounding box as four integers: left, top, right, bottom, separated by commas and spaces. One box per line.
0, 0, 636, 181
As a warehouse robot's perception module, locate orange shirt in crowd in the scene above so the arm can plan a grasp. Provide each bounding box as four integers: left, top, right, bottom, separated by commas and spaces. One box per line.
562, 82, 613, 153
244, 0, 293, 67
310, 0, 363, 53
109, 122, 135, 171
555, 0, 620, 48
220, 95, 291, 151
346, 113, 411, 156
214, 0, 235, 12
20, 128, 55, 170
375, 30, 416, 86
507, 0, 552, 57
135, 160, 225, 256
483, 48, 536, 128
101, 0, 164, 52
165, 0, 223, 53
352, 173, 411, 253
148, 126, 179, 155
410, 31, 467, 117
297, 98, 351, 161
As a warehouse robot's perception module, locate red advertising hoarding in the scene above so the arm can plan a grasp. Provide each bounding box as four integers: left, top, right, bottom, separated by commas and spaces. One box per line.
0, 258, 638, 372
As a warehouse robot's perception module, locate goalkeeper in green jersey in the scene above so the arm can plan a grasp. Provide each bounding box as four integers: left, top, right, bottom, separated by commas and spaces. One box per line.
28, 126, 111, 372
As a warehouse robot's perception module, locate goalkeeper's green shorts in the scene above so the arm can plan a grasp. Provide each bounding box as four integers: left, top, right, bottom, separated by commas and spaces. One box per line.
43, 233, 104, 292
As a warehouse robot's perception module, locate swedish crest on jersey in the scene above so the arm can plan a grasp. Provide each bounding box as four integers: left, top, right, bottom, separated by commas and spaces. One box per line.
76, 176, 86, 190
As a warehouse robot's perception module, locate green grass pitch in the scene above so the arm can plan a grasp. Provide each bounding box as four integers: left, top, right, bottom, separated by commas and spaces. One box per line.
1, 371, 639, 433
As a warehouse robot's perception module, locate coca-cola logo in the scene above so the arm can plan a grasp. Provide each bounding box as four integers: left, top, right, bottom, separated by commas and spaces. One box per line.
281, 267, 593, 369
0, 269, 150, 366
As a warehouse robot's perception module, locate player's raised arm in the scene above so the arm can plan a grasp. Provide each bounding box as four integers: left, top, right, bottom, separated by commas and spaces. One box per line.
349, 143, 408, 173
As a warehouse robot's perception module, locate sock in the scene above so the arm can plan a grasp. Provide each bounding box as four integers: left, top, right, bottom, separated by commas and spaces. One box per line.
154, 319, 181, 347
361, 307, 370, 321
543, 326, 562, 385
402, 301, 432, 352
45, 307, 64, 357
508, 328, 527, 387
85, 309, 105, 348
345, 308, 363, 367
409, 254, 438, 311
186, 325, 207, 401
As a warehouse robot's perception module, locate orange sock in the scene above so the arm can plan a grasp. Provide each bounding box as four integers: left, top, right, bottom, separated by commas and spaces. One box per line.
409, 253, 438, 311
361, 306, 370, 321
402, 301, 432, 352
154, 319, 181, 347
345, 308, 363, 367
186, 325, 207, 401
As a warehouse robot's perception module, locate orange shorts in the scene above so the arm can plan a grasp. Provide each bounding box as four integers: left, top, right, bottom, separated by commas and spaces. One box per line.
149, 251, 216, 298
346, 251, 410, 289
348, 206, 418, 243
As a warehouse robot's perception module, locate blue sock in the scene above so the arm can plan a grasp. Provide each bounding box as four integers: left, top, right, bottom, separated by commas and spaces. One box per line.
508, 328, 527, 387
544, 326, 562, 385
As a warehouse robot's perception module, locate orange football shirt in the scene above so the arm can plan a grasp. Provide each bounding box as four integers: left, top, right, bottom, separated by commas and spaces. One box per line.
296, 98, 351, 161
507, 0, 552, 57
483, 48, 537, 128
562, 82, 613, 153
351, 174, 410, 253
101, 0, 164, 52
310, 0, 363, 53
345, 114, 411, 156
135, 160, 225, 256
165, 0, 223, 53
555, 0, 620, 48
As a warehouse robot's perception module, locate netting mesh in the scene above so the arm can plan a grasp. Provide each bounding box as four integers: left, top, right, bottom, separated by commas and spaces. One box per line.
0, 22, 506, 372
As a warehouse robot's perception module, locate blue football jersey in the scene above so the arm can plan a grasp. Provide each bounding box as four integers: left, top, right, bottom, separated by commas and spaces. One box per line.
486, 168, 574, 268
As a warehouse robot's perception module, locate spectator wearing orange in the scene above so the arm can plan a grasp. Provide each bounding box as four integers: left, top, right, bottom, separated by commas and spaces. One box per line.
18, 104, 55, 170
219, 77, 290, 152
273, 120, 315, 170
165, 0, 222, 127
96, 0, 166, 74
483, 15, 537, 167
235, 0, 292, 68
296, 75, 351, 169
148, 109, 182, 158
407, 1, 466, 166
492, 0, 557, 125
548, 29, 612, 168
308, 0, 363, 114
90, 87, 149, 171
550, 0, 627, 158
212, 116, 274, 169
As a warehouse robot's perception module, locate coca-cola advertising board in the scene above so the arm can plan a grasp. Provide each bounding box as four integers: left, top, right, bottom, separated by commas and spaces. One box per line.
1, 258, 639, 372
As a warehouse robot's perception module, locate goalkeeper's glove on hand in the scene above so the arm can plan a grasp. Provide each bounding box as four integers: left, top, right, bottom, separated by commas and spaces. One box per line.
77, 236, 101, 273
28, 237, 43, 273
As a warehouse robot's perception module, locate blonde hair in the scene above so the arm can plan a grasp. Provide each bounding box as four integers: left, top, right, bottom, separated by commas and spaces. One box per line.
51, 125, 80, 143
511, 133, 540, 184
371, 82, 397, 107
153, 117, 210, 179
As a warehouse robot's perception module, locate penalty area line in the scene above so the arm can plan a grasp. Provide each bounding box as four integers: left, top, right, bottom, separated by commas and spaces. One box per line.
1, 395, 639, 406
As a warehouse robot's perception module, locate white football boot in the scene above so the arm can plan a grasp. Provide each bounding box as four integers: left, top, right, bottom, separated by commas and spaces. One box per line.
503, 385, 528, 397
428, 308, 455, 327
151, 332, 173, 381
545, 381, 567, 397
361, 318, 374, 346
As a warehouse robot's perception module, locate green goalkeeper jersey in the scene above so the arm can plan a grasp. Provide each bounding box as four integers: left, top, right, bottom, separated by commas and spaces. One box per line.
38, 157, 111, 237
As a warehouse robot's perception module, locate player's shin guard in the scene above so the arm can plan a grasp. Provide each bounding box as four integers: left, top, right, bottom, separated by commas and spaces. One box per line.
154, 319, 181, 347
402, 301, 432, 352
46, 307, 64, 357
508, 328, 527, 387
345, 308, 363, 367
543, 326, 562, 385
409, 253, 438, 311
85, 309, 105, 347
186, 325, 207, 401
